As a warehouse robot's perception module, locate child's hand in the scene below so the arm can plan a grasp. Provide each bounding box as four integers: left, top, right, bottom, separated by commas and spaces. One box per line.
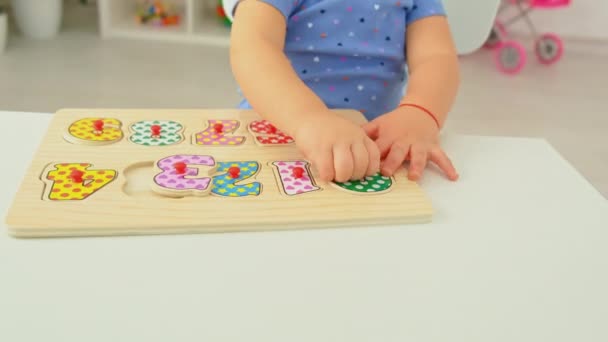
294, 113, 380, 182
362, 107, 458, 181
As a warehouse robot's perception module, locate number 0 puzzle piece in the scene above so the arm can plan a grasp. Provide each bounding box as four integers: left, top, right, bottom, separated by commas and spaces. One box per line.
331, 173, 393, 194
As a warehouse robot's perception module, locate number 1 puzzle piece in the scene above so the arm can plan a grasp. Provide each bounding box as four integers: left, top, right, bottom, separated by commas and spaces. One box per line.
271, 161, 320, 196
248, 120, 294, 146
42, 163, 117, 201
64, 118, 123, 145
152, 155, 217, 198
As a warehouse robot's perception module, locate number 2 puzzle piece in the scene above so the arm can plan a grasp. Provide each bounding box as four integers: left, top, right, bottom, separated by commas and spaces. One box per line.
248, 120, 294, 146
152, 155, 217, 198
43, 163, 117, 201
129, 120, 184, 146
64, 118, 123, 145
193, 120, 246, 146
271, 161, 320, 196
212, 161, 262, 197
331, 173, 393, 195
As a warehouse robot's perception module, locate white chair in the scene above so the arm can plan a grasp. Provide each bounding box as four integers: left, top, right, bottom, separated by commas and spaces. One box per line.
444, 0, 501, 54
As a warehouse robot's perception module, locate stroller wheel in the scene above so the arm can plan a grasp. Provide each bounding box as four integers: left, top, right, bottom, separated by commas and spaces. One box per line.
484, 21, 506, 50
495, 41, 526, 74
535, 33, 564, 65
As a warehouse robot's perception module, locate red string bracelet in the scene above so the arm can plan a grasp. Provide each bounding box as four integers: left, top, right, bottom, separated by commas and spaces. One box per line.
398, 103, 441, 129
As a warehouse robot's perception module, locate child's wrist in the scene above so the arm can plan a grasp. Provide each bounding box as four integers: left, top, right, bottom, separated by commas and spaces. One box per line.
397, 103, 441, 129
287, 108, 332, 137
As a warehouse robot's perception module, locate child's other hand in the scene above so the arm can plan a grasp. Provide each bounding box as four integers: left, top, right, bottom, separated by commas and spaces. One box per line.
362, 107, 458, 181
294, 113, 380, 182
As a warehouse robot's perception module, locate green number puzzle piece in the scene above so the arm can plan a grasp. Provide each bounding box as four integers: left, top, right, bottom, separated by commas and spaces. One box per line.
332, 173, 393, 194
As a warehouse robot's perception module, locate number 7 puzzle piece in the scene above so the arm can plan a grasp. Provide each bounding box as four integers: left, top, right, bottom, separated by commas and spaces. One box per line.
193, 120, 246, 146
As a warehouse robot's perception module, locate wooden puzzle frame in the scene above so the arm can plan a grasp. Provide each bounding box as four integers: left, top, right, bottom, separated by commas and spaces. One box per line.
5, 109, 433, 238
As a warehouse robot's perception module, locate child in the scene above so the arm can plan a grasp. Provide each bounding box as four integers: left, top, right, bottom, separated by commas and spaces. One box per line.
229, 0, 460, 183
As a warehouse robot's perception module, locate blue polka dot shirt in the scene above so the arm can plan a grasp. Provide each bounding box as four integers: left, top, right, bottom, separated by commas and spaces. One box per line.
235, 0, 446, 120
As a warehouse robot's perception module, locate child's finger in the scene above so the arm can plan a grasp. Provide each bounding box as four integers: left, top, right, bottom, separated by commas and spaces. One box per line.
364, 138, 381, 176
333, 144, 354, 182
375, 137, 393, 159
429, 148, 459, 181
313, 149, 335, 182
407, 144, 428, 181
381, 141, 410, 176
350, 142, 369, 180
362, 121, 379, 140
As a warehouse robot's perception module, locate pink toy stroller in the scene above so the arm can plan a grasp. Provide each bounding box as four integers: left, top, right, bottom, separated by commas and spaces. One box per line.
484, 0, 571, 74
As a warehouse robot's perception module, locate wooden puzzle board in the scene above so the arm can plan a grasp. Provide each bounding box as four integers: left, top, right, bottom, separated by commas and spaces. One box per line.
5, 109, 433, 238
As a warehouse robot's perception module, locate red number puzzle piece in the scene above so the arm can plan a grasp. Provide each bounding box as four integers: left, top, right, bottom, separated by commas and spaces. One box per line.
248, 120, 294, 146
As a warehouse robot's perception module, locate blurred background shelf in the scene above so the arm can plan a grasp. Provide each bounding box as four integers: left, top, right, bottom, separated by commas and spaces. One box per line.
98, 0, 230, 47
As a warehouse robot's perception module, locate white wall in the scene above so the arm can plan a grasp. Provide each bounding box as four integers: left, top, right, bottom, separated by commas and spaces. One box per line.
501, 0, 608, 40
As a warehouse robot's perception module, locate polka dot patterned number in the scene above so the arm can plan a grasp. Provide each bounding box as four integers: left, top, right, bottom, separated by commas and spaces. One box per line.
65, 118, 123, 145
332, 173, 393, 194
194, 120, 246, 146
45, 163, 117, 201
248, 120, 295, 146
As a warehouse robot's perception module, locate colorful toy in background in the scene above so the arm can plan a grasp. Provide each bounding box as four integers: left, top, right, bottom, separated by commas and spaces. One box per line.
135, 1, 181, 27
484, 0, 571, 75
221, 0, 240, 25
216, 0, 232, 27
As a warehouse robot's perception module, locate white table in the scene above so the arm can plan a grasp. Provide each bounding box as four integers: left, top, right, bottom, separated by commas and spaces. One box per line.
1, 111, 607, 342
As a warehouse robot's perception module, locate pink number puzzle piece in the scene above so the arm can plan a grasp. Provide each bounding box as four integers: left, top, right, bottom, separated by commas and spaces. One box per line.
272, 160, 320, 195
194, 120, 246, 146
153, 155, 216, 197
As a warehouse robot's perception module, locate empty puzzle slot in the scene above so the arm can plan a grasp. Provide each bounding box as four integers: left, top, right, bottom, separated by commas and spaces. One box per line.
122, 161, 177, 199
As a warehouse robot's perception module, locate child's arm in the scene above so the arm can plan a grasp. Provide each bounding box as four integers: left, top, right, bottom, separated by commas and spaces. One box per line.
230, 0, 380, 182
230, 0, 326, 134
364, 16, 460, 181
401, 16, 460, 128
